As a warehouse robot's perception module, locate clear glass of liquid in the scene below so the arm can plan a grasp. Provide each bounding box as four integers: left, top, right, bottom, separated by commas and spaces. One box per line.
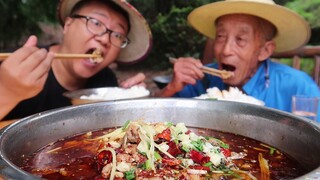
292, 95, 319, 121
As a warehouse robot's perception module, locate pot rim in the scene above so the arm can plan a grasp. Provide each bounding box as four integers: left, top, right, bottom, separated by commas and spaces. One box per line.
0, 98, 319, 179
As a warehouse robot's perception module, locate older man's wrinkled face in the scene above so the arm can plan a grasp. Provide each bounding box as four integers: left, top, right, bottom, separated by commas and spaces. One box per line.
213, 14, 272, 87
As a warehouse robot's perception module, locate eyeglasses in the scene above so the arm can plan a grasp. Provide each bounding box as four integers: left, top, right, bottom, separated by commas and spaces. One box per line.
71, 14, 130, 48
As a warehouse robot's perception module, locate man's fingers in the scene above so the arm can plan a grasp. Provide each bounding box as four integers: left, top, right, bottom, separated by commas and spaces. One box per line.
132, 73, 146, 82
27, 51, 54, 82
19, 48, 49, 72
120, 72, 146, 88
23, 35, 37, 47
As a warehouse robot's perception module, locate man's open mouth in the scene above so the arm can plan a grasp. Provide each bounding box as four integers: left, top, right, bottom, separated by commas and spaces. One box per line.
86, 48, 103, 64
221, 63, 236, 72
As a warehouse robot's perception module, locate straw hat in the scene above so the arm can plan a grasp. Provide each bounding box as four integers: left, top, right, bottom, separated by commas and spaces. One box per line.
57, 0, 152, 64
188, 0, 311, 53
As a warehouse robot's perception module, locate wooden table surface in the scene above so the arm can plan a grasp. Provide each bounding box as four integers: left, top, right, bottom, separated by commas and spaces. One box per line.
0, 120, 18, 129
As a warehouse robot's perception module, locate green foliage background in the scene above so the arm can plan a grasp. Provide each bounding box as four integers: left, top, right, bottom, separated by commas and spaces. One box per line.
0, 0, 319, 71
0, 0, 58, 49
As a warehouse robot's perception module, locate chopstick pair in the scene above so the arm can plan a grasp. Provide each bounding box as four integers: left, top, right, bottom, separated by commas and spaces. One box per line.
169, 57, 233, 79
0, 50, 103, 63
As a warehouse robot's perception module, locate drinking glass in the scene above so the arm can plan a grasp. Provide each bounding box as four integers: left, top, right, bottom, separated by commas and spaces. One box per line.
292, 95, 319, 121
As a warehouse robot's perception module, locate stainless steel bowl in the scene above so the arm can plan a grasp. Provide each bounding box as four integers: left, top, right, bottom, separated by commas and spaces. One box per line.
0, 98, 320, 179
63, 87, 150, 105
152, 75, 172, 89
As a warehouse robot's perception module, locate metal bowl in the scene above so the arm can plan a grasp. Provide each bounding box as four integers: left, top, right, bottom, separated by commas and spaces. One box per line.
152, 75, 172, 89
63, 87, 150, 105
0, 98, 320, 179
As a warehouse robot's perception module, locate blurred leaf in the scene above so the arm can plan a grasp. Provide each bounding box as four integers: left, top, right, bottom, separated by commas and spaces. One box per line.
0, 0, 58, 50
285, 0, 320, 28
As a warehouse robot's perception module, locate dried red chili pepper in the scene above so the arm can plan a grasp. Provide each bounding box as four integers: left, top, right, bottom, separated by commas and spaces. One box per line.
221, 148, 231, 157
189, 165, 211, 171
157, 128, 171, 141
96, 150, 112, 165
162, 157, 181, 166
189, 150, 210, 165
167, 141, 183, 156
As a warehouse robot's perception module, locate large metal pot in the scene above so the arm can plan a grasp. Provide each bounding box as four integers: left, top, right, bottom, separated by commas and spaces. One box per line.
0, 98, 319, 179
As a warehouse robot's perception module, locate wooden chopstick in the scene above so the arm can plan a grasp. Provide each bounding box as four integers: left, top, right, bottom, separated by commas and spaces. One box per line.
169, 57, 233, 79
200, 66, 233, 79
0, 52, 101, 61
0, 53, 11, 60
55, 53, 102, 59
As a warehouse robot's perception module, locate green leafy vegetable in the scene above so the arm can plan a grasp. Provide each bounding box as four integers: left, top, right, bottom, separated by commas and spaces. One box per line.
203, 162, 213, 167
125, 169, 135, 180
166, 122, 174, 127
269, 147, 276, 155
154, 151, 162, 160
191, 139, 205, 151
145, 160, 152, 170
122, 120, 131, 130
212, 137, 229, 149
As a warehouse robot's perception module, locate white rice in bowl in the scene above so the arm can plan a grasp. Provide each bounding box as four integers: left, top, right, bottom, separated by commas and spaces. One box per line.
80, 86, 150, 101
196, 87, 264, 106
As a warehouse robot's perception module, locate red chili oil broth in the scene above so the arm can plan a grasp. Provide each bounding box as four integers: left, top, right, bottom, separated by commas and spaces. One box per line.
21, 127, 307, 179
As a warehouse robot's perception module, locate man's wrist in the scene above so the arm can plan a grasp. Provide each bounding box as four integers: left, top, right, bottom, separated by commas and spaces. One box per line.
155, 83, 179, 97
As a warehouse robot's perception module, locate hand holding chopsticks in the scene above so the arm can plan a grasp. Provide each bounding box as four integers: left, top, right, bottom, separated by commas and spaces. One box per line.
169, 57, 234, 79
